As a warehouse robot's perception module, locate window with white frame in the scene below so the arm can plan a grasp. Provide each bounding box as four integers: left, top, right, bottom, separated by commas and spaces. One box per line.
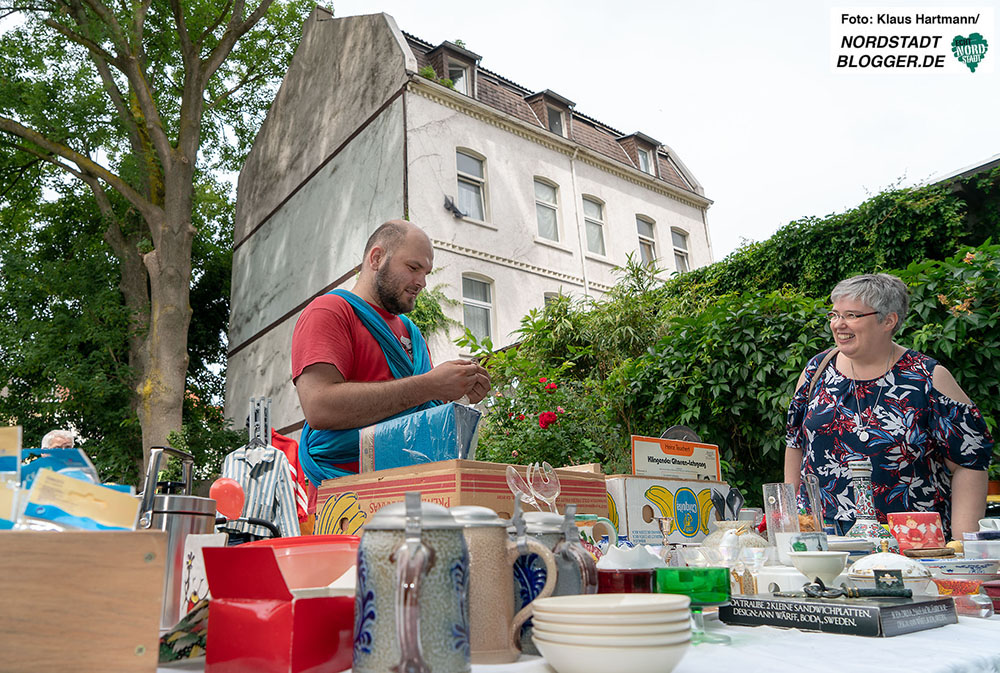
547, 106, 565, 137
672, 229, 690, 273
456, 150, 486, 221
637, 148, 652, 174
534, 178, 559, 241
448, 64, 468, 95
636, 216, 656, 265
582, 197, 606, 256
462, 275, 492, 341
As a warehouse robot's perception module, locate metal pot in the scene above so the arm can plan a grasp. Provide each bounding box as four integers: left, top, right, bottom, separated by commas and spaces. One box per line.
137, 446, 217, 630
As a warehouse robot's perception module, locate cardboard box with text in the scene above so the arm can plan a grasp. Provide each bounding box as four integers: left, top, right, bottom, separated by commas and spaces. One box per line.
606, 474, 729, 545
631, 435, 721, 481
315, 459, 608, 535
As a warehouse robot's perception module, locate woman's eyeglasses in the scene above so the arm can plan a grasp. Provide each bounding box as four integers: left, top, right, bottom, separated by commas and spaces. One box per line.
826, 310, 878, 322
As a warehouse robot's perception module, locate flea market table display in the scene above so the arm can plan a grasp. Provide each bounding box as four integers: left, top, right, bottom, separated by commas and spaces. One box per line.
6, 412, 1000, 673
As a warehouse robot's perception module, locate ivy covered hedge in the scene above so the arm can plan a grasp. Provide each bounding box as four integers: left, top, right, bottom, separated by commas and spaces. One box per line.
465, 168, 1000, 503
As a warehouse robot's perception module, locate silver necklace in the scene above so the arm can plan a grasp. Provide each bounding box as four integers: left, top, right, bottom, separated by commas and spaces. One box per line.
849, 347, 897, 442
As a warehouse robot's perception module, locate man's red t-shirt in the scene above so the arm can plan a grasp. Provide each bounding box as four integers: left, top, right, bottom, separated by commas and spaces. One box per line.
292, 292, 423, 481
291, 293, 416, 384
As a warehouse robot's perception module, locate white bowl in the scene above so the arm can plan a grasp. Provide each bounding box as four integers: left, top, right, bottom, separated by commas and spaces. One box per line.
532, 627, 691, 648
787, 551, 849, 585
531, 617, 691, 635
919, 558, 1000, 577
531, 608, 691, 625
533, 635, 690, 673
531, 593, 691, 614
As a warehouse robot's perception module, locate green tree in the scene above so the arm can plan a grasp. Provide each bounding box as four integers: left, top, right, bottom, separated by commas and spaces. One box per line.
0, 0, 313, 471
0, 170, 240, 482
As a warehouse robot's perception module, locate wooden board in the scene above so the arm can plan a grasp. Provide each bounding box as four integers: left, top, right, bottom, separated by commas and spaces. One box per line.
0, 530, 166, 672
903, 547, 955, 558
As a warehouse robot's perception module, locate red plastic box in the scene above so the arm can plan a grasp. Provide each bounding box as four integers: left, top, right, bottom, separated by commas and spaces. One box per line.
203, 535, 358, 673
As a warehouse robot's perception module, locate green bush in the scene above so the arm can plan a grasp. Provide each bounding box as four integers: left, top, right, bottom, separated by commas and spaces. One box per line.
898, 243, 999, 454
660, 170, 994, 301
610, 290, 830, 500
459, 332, 610, 470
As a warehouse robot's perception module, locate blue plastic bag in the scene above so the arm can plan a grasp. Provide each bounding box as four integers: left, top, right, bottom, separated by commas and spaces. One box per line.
359, 402, 481, 472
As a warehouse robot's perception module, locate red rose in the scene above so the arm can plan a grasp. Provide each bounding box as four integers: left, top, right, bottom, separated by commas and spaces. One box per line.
538, 411, 558, 429
545, 382, 557, 392
539, 377, 548, 383
517, 414, 525, 421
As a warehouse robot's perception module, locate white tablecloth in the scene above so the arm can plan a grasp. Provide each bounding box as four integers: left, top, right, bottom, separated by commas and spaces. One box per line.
159, 615, 1000, 673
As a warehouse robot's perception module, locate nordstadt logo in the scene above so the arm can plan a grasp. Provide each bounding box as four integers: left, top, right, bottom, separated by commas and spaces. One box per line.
832, 7, 994, 74
952, 33, 989, 71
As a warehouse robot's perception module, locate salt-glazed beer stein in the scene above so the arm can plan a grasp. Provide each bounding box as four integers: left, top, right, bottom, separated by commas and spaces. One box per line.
450, 505, 557, 664
510, 505, 597, 654
353, 493, 470, 673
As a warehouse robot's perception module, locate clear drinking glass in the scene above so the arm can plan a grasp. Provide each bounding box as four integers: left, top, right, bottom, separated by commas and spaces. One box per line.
655, 564, 732, 645
762, 482, 800, 564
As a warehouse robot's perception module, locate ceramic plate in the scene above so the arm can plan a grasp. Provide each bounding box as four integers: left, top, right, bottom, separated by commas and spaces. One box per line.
531, 617, 691, 635
533, 635, 690, 673
531, 593, 691, 614
531, 627, 691, 647
530, 608, 691, 625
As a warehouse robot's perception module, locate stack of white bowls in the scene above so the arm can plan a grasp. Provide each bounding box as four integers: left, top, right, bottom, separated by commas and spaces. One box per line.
530, 594, 692, 673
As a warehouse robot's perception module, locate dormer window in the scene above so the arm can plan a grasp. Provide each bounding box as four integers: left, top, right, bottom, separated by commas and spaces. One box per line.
448, 64, 468, 95
426, 41, 481, 98
524, 90, 575, 139
638, 149, 652, 174
618, 132, 661, 178
547, 107, 564, 137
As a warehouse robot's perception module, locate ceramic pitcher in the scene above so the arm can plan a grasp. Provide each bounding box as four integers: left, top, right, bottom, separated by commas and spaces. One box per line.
575, 513, 618, 559
353, 493, 470, 673
451, 506, 557, 664
510, 507, 597, 654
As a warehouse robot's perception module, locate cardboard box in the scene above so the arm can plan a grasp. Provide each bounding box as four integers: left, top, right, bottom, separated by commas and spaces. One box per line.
631, 435, 721, 481
203, 546, 355, 673
0, 530, 166, 673
316, 460, 608, 534
606, 474, 729, 545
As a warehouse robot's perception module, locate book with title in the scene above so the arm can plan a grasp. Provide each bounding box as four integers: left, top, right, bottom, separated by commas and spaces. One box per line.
719, 593, 957, 637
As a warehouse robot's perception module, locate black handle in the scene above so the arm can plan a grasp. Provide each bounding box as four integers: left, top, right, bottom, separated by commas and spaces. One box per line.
215, 516, 281, 538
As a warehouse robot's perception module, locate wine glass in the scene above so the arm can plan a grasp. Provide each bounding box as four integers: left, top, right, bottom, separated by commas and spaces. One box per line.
655, 563, 732, 645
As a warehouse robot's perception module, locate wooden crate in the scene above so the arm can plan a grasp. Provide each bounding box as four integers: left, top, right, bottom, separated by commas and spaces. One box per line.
0, 530, 166, 672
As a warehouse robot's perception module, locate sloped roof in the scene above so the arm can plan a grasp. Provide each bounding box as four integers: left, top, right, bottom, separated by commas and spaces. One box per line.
402, 31, 703, 198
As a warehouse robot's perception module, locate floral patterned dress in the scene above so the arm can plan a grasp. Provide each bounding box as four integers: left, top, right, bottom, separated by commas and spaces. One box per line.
786, 348, 993, 533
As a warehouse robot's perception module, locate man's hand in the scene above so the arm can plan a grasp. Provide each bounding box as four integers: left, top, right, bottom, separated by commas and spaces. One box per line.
423, 359, 491, 403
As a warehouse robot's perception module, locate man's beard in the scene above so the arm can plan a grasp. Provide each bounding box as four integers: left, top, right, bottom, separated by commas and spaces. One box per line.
375, 263, 417, 315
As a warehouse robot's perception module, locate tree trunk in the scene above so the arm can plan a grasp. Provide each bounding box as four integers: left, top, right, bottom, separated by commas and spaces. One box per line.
136, 157, 196, 475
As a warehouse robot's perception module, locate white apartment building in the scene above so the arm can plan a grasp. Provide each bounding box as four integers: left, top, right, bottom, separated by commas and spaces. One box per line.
225, 10, 714, 436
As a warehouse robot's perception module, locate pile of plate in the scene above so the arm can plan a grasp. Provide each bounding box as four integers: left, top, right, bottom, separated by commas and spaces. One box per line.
530, 593, 691, 673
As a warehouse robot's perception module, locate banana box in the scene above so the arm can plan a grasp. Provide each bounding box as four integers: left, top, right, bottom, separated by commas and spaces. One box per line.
606, 475, 729, 545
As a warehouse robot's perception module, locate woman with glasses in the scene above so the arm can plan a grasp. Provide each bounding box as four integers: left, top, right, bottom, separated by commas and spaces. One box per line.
784, 273, 993, 539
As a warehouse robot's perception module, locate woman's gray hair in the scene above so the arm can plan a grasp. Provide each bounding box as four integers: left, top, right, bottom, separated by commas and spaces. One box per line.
830, 273, 909, 334
41, 429, 75, 449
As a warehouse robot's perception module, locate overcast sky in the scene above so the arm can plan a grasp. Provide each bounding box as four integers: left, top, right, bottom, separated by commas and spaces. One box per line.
331, 0, 999, 260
